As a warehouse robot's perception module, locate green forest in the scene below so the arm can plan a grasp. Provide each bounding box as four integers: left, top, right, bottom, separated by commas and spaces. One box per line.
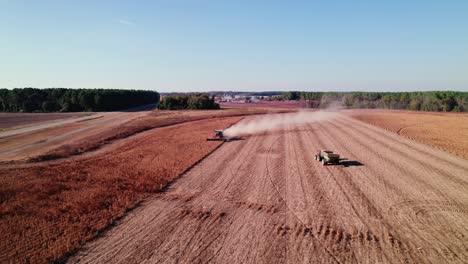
283, 91, 468, 112
0, 88, 160, 112
158, 94, 220, 110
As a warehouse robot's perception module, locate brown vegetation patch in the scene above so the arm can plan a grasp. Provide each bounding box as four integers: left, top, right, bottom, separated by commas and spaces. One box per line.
0, 116, 241, 263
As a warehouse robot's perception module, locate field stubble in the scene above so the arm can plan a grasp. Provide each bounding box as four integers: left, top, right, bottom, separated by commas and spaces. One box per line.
0, 107, 292, 163
0, 114, 243, 263
344, 109, 468, 160
69, 113, 468, 263
1, 108, 467, 263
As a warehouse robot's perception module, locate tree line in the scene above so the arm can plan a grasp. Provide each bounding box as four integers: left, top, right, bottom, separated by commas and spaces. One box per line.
282, 91, 468, 112
158, 94, 220, 110
0, 88, 160, 112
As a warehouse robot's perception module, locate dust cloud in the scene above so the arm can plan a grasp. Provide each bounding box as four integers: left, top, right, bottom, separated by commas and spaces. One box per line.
223, 110, 338, 137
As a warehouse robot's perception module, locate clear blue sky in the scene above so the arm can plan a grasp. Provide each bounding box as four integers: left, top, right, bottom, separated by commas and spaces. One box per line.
2, 0, 468, 92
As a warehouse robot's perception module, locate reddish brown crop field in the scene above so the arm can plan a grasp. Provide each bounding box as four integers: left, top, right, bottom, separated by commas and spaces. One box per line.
0, 116, 244, 263
0, 107, 293, 163
69, 113, 468, 264
40, 108, 293, 161
0, 106, 295, 263
2, 108, 467, 263
345, 109, 468, 160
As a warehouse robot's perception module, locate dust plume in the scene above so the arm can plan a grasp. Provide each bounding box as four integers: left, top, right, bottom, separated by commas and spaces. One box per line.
223, 110, 338, 137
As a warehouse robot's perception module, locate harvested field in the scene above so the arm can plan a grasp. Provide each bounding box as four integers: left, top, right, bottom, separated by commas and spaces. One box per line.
0, 112, 92, 130
0, 111, 149, 162
2, 109, 467, 263
69, 113, 468, 264
0, 116, 242, 263
345, 110, 468, 160
220, 100, 300, 108
0, 107, 293, 162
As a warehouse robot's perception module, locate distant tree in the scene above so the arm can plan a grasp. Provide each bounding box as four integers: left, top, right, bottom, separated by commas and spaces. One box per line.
421, 96, 440, 111
442, 96, 457, 112
42, 101, 58, 112
408, 97, 423, 111
342, 94, 354, 108
456, 96, 468, 112
283, 91, 301, 101
78, 91, 95, 111
0, 88, 159, 112
160, 94, 219, 110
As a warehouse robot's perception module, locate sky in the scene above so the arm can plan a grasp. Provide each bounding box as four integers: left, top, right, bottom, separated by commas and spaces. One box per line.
1, 0, 468, 92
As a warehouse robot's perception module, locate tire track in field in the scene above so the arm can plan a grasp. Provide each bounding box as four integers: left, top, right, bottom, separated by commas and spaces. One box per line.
68, 114, 468, 264
298, 127, 361, 263
319, 118, 467, 263
298, 124, 364, 263
164, 135, 264, 263
339, 116, 468, 173
310, 121, 402, 263
317, 121, 439, 263
337, 118, 468, 193
264, 131, 343, 264
330, 117, 468, 201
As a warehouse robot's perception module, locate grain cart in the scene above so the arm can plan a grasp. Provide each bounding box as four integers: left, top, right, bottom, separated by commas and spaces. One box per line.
315, 150, 340, 166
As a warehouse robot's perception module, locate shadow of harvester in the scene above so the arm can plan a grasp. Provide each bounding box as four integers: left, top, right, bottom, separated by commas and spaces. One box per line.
340, 160, 364, 167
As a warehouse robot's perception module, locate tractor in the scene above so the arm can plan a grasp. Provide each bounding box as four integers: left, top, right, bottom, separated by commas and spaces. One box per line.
315, 150, 340, 166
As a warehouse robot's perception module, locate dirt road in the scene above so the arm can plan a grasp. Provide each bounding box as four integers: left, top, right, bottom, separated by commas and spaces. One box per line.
69, 114, 468, 263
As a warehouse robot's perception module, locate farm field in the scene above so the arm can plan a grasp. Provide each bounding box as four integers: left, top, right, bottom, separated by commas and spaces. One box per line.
68, 113, 468, 263
219, 100, 301, 108
345, 110, 468, 160
0, 111, 150, 162
1, 109, 468, 263
0, 107, 292, 162
4, 0, 468, 263
0, 116, 244, 262
0, 112, 92, 130
0, 107, 295, 263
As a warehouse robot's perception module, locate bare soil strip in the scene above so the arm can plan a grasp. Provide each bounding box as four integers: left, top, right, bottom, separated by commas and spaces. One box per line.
69, 114, 468, 263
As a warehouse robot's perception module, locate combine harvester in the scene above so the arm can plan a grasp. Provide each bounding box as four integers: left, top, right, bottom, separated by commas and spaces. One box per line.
206, 130, 240, 142
315, 150, 340, 166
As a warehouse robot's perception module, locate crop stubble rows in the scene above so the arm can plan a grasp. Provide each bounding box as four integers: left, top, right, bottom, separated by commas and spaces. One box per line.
69, 114, 468, 263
